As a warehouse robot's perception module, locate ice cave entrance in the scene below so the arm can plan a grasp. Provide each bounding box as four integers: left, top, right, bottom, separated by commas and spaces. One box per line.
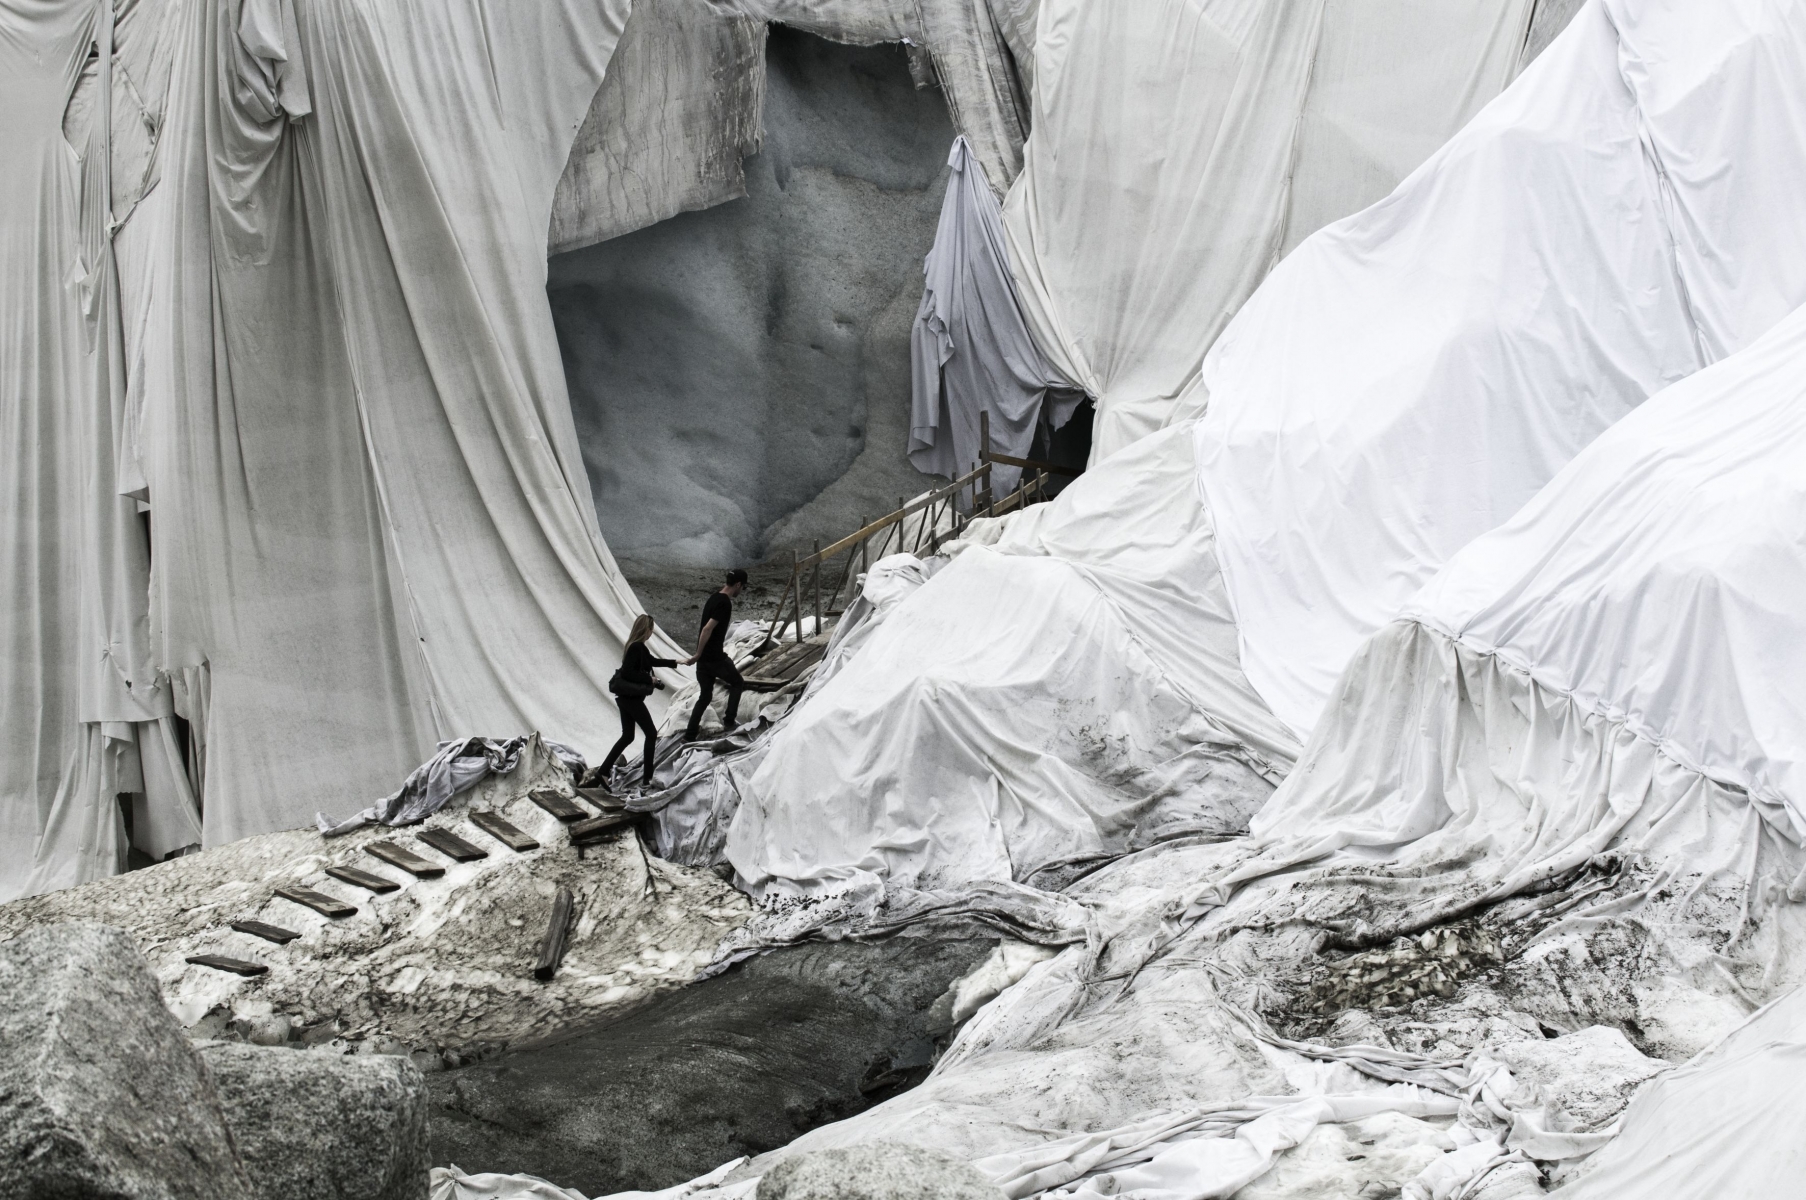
548, 26, 1089, 634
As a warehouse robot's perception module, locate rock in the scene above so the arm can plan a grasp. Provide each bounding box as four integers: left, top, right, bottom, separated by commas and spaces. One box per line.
199, 1043, 429, 1200
756, 1143, 1006, 1200
0, 921, 252, 1200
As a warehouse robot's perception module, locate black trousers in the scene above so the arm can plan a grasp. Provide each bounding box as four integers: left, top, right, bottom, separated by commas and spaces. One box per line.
685, 655, 746, 740
600, 695, 659, 784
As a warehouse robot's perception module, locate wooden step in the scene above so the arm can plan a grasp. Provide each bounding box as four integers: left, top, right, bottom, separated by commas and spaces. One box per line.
533, 886, 575, 982
366, 840, 446, 878
417, 828, 489, 862
187, 954, 268, 977
230, 920, 300, 945
745, 638, 830, 684
326, 864, 399, 894
574, 786, 627, 812
273, 886, 357, 918
569, 812, 636, 845
469, 810, 540, 851
529, 788, 590, 822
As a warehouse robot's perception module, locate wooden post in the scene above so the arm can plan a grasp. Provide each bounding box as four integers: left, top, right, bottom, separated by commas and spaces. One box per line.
831, 525, 859, 611
763, 564, 796, 647
812, 540, 822, 638
533, 885, 575, 981
792, 549, 802, 643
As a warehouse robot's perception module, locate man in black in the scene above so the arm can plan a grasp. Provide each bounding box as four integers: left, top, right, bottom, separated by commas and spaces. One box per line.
684, 568, 749, 741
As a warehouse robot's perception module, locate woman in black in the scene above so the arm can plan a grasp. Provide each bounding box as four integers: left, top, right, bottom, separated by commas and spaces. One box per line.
599, 615, 677, 788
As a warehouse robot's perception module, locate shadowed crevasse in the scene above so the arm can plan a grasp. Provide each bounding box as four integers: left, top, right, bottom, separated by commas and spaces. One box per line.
428, 937, 993, 1196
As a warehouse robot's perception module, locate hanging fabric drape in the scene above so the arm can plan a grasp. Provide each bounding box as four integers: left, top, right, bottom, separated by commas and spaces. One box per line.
999, 0, 1537, 462
3, 0, 679, 896
1, 0, 204, 900
130, 0, 665, 848
909, 135, 1069, 497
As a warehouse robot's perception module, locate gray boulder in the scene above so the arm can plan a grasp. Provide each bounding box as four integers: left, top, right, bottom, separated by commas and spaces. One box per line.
757, 1143, 1006, 1200
0, 921, 252, 1200
199, 1043, 428, 1200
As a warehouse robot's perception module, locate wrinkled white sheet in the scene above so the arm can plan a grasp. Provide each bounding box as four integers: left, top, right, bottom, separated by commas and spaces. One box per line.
625, 199, 1806, 1200
1, 0, 205, 898
132, 0, 680, 848
1551, 984, 1806, 1197
1003, 0, 1536, 461
1200, 0, 1806, 739
1209, 303, 1806, 1190
316, 735, 587, 838
2, 0, 688, 895
446, 303, 1806, 1199
713, 565, 1806, 1200
728, 425, 1298, 903
549, 0, 766, 254
444, 8, 1806, 1198
910, 136, 1068, 497
1404, 299, 1806, 841
432, 1156, 752, 1200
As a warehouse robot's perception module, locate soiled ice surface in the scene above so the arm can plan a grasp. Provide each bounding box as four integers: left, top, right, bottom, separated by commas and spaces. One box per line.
0, 750, 751, 1060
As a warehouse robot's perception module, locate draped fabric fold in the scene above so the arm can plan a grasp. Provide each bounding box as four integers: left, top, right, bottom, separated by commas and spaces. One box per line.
5, 0, 663, 895
999, 0, 1537, 461
133, 0, 656, 848
1199, 0, 1806, 740
2, 0, 184, 899
908, 135, 1067, 497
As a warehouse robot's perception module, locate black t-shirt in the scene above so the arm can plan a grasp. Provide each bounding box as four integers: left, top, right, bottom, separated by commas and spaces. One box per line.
698, 591, 733, 660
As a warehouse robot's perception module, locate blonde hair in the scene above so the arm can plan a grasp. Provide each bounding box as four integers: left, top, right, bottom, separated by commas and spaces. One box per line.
628, 614, 655, 647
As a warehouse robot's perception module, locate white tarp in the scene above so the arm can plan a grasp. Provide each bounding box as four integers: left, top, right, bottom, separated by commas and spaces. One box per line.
136, 0, 676, 851
1199, 0, 1806, 739
2, 0, 683, 897
1551, 984, 1806, 1197
1215, 298, 1806, 1193
1400, 298, 1806, 842
728, 424, 1299, 902
724, 0, 1806, 914
429, 5, 1806, 1196
622, 306, 1806, 1200
2, 0, 205, 898
909, 136, 1069, 498
1002, 0, 1537, 462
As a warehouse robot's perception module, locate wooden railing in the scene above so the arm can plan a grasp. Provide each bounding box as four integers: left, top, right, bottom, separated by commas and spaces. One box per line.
762, 453, 1064, 648
977, 410, 1083, 479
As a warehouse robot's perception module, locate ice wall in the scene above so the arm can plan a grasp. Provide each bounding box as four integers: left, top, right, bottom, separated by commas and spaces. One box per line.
550, 27, 955, 568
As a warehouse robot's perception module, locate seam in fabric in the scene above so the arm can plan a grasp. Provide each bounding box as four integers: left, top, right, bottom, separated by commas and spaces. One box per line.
1404, 615, 1794, 824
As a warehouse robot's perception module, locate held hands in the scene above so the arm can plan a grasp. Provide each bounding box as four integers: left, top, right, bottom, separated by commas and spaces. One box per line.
683, 655, 698, 666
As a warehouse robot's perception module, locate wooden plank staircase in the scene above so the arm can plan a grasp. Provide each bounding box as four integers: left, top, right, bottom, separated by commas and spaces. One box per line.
745, 411, 1076, 687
